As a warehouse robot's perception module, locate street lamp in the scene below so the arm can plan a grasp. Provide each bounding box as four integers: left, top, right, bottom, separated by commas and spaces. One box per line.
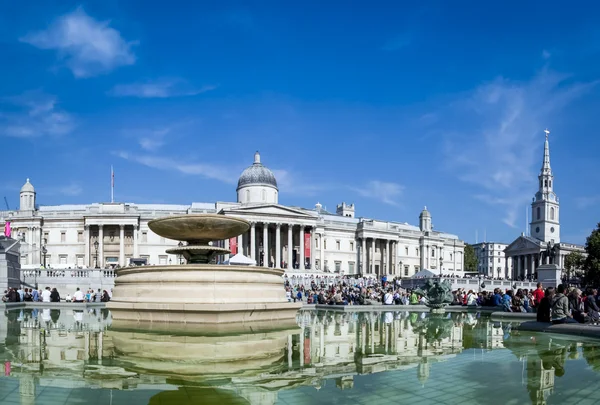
41, 245, 47, 269
178, 241, 184, 264
93, 240, 99, 269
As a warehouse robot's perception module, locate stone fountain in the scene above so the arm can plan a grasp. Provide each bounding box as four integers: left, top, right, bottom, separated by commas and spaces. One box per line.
413, 278, 454, 313
107, 214, 301, 331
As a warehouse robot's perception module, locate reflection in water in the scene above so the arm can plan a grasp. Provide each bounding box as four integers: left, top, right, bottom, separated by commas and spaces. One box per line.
0, 309, 598, 404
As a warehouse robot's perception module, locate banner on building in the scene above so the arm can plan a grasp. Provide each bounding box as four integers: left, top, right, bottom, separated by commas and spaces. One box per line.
304, 232, 311, 258
3, 221, 10, 238
229, 237, 237, 255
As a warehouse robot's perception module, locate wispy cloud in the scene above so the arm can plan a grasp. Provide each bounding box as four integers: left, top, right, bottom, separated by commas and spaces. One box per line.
0, 90, 74, 138
20, 7, 136, 78
108, 79, 216, 98
38, 182, 83, 197
352, 181, 404, 206
442, 69, 599, 227
575, 195, 600, 209
114, 151, 237, 184
381, 34, 411, 51
272, 169, 323, 196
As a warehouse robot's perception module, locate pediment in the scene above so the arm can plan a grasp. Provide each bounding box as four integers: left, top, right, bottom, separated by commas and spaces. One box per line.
221, 204, 317, 219
505, 236, 542, 253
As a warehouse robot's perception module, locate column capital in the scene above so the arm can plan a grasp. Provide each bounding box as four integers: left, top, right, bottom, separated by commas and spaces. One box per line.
119, 224, 125, 230
276, 223, 282, 229
250, 221, 256, 228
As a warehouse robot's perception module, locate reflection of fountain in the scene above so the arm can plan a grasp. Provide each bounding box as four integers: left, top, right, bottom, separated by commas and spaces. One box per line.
413, 279, 453, 313
413, 314, 454, 344
108, 214, 301, 328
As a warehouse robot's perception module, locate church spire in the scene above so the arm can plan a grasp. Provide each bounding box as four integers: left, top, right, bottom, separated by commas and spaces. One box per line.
541, 129, 551, 175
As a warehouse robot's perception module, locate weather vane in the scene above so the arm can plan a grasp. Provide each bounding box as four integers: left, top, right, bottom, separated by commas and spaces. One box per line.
544, 128, 550, 139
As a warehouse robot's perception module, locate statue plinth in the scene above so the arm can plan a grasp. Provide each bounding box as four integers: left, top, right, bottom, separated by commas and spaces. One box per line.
108, 214, 301, 326
537, 264, 562, 288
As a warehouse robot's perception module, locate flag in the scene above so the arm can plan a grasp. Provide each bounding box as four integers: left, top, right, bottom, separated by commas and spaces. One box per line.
3, 221, 10, 238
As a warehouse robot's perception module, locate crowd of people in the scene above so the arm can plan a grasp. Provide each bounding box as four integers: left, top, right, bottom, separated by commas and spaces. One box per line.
2, 286, 111, 303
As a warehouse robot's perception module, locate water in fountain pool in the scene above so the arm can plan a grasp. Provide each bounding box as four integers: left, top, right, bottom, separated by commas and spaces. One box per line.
0, 308, 599, 404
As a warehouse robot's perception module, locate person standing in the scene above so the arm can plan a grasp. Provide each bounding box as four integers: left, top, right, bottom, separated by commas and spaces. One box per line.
532, 283, 545, 309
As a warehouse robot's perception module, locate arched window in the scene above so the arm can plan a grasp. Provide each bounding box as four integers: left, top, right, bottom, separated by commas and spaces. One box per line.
245, 189, 250, 202
550, 207, 555, 220
544, 179, 548, 187
536, 207, 541, 220
549, 180, 552, 188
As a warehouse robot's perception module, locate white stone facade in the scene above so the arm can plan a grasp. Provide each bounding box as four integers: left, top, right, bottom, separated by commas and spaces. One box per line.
1, 152, 465, 277
473, 242, 513, 278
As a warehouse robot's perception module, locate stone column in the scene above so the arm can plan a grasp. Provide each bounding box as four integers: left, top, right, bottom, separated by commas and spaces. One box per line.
250, 222, 256, 261
119, 225, 125, 266
300, 226, 305, 271
98, 225, 104, 268
287, 224, 293, 270
84, 225, 90, 267
224, 237, 230, 261
263, 223, 269, 267
385, 240, 390, 275
27, 227, 32, 265
275, 223, 281, 268
361, 238, 366, 274
310, 228, 316, 270
371, 238, 375, 274
133, 225, 139, 258
237, 234, 243, 257
319, 233, 324, 271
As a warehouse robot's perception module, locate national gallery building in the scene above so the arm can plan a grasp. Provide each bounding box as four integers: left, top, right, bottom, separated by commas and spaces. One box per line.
1, 152, 465, 277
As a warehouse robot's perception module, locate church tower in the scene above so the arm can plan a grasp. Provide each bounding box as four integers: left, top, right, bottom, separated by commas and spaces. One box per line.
530, 130, 560, 243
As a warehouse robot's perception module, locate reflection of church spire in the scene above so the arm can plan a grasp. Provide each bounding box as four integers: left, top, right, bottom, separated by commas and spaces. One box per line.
417, 358, 430, 386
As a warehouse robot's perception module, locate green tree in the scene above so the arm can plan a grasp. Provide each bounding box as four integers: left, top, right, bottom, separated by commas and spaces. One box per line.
564, 251, 584, 284
583, 223, 600, 286
464, 243, 477, 272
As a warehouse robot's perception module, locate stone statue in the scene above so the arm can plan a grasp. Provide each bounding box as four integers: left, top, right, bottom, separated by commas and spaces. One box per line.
414, 278, 454, 312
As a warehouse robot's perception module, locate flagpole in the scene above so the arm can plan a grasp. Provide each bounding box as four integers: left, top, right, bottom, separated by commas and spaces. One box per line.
111, 166, 114, 203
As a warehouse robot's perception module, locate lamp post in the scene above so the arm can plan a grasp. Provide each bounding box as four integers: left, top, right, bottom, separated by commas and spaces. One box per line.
93, 240, 99, 269
41, 245, 47, 269
439, 258, 443, 278
178, 241, 184, 264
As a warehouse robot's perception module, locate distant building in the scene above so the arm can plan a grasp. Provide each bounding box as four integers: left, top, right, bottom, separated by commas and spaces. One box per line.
472, 242, 512, 278
1, 151, 465, 277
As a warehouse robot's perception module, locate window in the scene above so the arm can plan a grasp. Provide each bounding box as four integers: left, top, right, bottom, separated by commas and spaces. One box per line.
349, 262, 355, 273
335, 261, 341, 272
405, 246, 409, 256
536, 207, 541, 220
336, 240, 340, 250
416, 247, 419, 256
450, 253, 453, 261
43, 232, 49, 244
550, 207, 555, 220
544, 179, 548, 187
324, 240, 327, 250
404, 265, 409, 276
431, 248, 435, 257
316, 259, 320, 269
77, 231, 83, 243
498, 258, 501, 263
60, 232, 66, 243
350, 242, 354, 251
324, 260, 329, 271
76, 255, 84, 267
142, 231, 148, 243
414, 265, 420, 272
316, 238, 320, 249
159, 255, 168, 265
59, 255, 67, 265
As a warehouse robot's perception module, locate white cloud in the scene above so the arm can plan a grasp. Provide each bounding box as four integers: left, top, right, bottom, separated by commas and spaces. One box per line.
108, 79, 217, 98
39, 182, 83, 197
272, 169, 322, 196
114, 151, 236, 184
0, 90, 74, 138
442, 69, 598, 227
575, 195, 600, 210
353, 181, 404, 206
20, 7, 136, 78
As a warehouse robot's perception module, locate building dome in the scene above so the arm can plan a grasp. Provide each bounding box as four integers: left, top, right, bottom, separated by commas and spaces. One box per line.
420, 206, 431, 217
20, 178, 35, 193
236, 152, 278, 191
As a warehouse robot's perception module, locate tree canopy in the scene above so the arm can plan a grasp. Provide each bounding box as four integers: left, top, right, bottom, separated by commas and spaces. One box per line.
583, 223, 600, 286
464, 244, 477, 272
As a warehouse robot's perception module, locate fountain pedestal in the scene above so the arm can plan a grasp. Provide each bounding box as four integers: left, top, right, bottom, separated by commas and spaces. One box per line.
107, 214, 301, 327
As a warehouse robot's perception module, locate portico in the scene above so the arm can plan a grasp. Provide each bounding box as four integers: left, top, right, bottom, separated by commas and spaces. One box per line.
357, 236, 398, 276
84, 218, 139, 268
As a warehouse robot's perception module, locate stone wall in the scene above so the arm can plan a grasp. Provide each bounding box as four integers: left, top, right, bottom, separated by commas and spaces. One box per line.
0, 237, 21, 291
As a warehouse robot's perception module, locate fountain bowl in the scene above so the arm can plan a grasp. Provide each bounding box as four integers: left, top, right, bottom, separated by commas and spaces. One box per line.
148, 214, 249, 243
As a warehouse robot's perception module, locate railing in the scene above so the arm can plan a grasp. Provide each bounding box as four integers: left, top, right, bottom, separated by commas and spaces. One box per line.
21, 269, 116, 278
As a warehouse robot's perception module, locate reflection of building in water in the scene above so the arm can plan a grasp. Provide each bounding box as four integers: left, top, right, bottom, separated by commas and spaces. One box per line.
527, 353, 555, 405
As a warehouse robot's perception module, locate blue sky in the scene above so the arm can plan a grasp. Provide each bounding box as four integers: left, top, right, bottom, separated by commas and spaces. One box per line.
1, 1, 599, 245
